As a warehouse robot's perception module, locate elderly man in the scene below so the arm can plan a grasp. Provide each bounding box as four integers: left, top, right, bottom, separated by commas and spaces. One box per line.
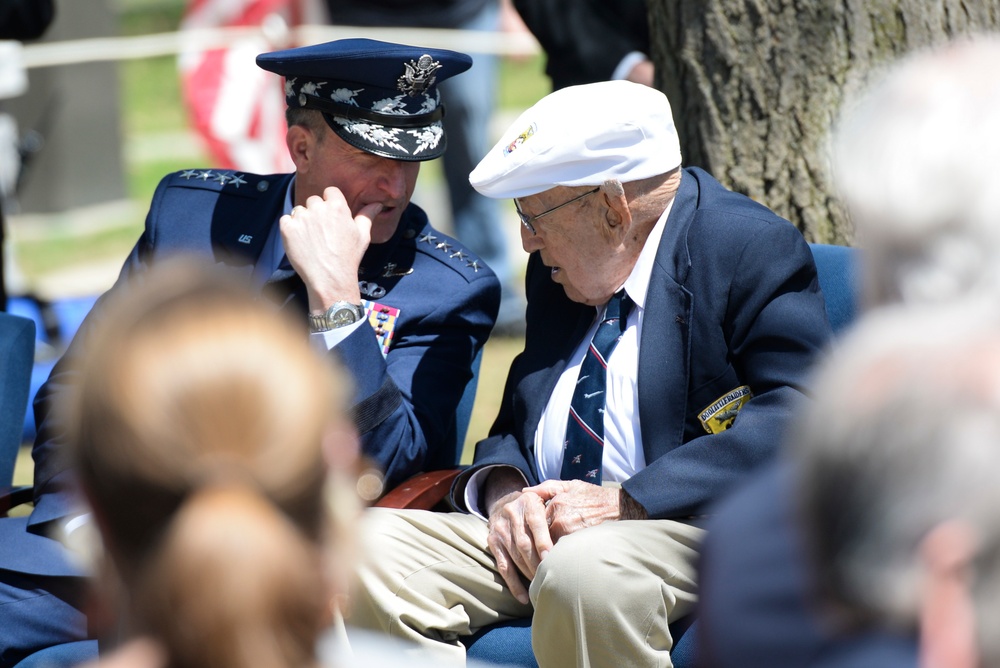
351, 80, 830, 667
794, 303, 1000, 668
0, 38, 499, 665
697, 35, 1000, 668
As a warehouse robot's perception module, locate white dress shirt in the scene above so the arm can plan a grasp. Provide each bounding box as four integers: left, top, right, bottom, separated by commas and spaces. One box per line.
465, 201, 674, 516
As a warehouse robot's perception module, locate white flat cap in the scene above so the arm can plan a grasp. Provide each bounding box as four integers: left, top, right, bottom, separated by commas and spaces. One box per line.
470, 80, 682, 199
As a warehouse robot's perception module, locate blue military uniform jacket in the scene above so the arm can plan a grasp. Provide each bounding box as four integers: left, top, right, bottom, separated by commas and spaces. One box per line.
455, 167, 831, 519
19, 169, 499, 577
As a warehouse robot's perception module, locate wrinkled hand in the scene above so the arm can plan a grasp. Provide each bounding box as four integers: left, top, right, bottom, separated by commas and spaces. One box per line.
523, 480, 621, 542
280, 186, 383, 311
486, 489, 553, 605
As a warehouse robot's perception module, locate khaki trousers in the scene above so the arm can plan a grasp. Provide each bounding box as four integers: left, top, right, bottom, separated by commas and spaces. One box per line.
350, 508, 704, 668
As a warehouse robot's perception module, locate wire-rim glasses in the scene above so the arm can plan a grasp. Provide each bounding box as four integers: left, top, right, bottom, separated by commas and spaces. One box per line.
514, 187, 600, 235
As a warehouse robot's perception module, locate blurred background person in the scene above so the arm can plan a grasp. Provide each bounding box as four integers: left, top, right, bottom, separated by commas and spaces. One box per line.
696, 34, 1000, 668
512, 0, 651, 90
323, 0, 527, 334
0, 0, 55, 312
794, 303, 1000, 668
62, 257, 360, 668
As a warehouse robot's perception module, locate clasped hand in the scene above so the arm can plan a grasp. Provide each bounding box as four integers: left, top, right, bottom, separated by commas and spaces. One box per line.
486, 480, 620, 604
280, 186, 383, 310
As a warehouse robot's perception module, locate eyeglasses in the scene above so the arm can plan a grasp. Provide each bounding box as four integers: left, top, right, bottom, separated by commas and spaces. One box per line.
514, 187, 600, 235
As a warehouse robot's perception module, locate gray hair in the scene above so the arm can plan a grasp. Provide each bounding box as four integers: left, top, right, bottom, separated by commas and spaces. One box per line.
793, 300, 1000, 665
832, 36, 1000, 309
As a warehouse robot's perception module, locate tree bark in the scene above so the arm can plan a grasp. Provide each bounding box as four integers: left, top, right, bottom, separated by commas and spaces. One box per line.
648, 0, 1000, 243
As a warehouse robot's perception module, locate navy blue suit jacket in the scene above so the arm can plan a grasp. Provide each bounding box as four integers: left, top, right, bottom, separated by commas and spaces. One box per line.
454, 167, 830, 519
697, 461, 918, 668
18, 169, 499, 576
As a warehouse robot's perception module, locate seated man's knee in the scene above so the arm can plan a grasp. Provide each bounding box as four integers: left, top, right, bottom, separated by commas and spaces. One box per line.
531, 529, 609, 610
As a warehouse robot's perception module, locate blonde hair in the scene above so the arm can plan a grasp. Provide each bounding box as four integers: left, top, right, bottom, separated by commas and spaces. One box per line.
66, 257, 357, 668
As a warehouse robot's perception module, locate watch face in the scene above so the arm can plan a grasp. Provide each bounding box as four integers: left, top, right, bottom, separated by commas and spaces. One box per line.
330, 306, 360, 326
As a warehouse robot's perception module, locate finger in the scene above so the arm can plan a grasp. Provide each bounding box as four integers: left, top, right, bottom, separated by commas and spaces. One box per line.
356, 201, 384, 226
522, 480, 565, 500
486, 529, 530, 605
492, 543, 530, 605
509, 520, 541, 580
523, 499, 554, 565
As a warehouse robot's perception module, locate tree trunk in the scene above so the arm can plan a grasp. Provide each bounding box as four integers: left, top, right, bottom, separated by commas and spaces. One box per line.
648, 0, 1000, 243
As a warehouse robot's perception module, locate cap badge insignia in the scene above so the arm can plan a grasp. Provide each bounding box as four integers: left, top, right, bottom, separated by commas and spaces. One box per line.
398, 55, 442, 97
504, 123, 537, 156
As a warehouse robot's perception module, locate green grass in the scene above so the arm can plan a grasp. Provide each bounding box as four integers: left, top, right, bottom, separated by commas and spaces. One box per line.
15, 225, 141, 278
121, 56, 190, 137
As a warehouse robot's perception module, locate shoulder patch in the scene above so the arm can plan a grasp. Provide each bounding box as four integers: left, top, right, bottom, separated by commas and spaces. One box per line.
414, 230, 488, 279
699, 385, 752, 434
168, 169, 267, 197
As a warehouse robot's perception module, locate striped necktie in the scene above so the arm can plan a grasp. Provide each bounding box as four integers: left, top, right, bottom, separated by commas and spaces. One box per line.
560, 289, 633, 484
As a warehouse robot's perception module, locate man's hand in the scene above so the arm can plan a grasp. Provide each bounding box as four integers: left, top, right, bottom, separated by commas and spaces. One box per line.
280, 186, 383, 312
484, 470, 553, 604
626, 58, 655, 87
523, 480, 623, 542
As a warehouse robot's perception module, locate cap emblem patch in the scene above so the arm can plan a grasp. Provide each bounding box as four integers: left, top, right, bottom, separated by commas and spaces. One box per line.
398, 55, 442, 96
504, 123, 537, 156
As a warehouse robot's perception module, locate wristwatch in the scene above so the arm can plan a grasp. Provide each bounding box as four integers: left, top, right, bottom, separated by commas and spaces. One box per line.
308, 301, 366, 333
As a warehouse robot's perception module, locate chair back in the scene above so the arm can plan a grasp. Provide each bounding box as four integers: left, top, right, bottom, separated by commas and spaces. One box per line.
0, 312, 36, 490
808, 243, 859, 334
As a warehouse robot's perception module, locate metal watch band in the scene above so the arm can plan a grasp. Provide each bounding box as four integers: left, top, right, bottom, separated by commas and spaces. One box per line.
308, 301, 365, 333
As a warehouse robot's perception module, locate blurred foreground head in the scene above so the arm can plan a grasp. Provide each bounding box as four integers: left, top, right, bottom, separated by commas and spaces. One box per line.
833, 35, 1000, 309
64, 258, 359, 668
794, 301, 1000, 668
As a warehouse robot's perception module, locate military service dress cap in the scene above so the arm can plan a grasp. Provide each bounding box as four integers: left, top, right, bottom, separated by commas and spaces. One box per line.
257, 38, 472, 161
470, 80, 683, 199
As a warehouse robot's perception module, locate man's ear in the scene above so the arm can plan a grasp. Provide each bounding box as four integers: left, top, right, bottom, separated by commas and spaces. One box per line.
286, 124, 313, 173
918, 521, 979, 668
601, 179, 630, 232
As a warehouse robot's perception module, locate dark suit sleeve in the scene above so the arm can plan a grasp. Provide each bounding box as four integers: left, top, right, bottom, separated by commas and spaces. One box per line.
512, 0, 649, 89
27, 178, 165, 529
622, 220, 830, 519
333, 269, 500, 490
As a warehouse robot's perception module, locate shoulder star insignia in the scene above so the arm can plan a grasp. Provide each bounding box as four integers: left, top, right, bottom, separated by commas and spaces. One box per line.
418, 233, 437, 244
466, 260, 481, 272
214, 172, 229, 185
450, 250, 468, 261
228, 173, 247, 188
198, 170, 214, 181
435, 241, 452, 253
179, 169, 198, 179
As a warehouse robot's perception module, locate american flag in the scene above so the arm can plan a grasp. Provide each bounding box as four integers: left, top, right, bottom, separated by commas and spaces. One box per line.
178, 0, 322, 173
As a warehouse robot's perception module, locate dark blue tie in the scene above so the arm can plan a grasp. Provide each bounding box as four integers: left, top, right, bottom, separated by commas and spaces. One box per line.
561, 289, 633, 484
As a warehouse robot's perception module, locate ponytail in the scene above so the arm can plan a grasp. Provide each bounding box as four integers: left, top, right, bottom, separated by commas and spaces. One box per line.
133, 485, 326, 668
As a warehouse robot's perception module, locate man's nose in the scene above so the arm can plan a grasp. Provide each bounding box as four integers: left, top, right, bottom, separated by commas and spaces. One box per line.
377, 161, 407, 197
521, 223, 543, 252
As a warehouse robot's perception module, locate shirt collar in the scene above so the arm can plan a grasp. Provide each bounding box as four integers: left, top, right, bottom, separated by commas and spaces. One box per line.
620, 197, 674, 311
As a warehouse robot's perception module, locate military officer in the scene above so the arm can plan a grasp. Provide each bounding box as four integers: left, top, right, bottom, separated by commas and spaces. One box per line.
0, 38, 500, 665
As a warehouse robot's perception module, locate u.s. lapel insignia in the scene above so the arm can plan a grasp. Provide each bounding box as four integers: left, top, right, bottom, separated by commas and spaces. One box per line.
381, 262, 413, 278
361, 300, 401, 357
698, 385, 753, 434
398, 55, 442, 97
